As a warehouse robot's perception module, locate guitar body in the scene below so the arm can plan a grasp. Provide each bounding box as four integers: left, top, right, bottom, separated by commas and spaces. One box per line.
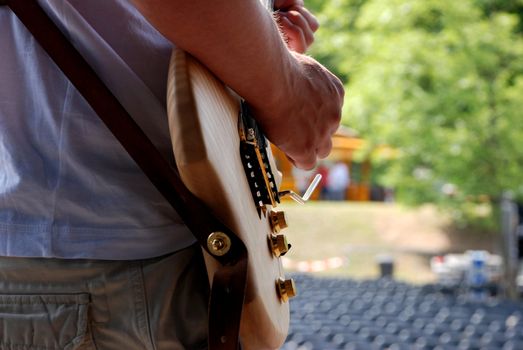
166, 48, 290, 349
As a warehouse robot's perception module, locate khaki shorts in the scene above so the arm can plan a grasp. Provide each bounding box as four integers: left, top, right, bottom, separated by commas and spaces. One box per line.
0, 244, 209, 350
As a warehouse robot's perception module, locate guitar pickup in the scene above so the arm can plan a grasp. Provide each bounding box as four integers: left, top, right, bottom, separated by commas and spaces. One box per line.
238, 101, 280, 216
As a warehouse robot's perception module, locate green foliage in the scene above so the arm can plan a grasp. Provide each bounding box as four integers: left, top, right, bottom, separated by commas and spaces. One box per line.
475, 0, 523, 32
309, 0, 523, 230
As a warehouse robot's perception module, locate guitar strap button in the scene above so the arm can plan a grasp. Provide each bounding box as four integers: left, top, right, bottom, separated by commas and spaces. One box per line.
207, 232, 231, 256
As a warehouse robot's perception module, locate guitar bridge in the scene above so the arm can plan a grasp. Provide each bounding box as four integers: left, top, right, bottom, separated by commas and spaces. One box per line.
238, 101, 280, 216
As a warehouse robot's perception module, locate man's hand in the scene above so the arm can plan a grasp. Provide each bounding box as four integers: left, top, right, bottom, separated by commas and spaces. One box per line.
268, 1, 342, 169
274, 0, 319, 53
252, 53, 344, 170
132, 0, 344, 169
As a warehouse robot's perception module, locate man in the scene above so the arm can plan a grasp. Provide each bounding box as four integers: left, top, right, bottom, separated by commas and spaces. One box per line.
0, 0, 343, 348
327, 161, 350, 201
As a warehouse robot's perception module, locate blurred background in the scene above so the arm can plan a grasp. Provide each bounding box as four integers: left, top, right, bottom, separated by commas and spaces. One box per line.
276, 0, 523, 348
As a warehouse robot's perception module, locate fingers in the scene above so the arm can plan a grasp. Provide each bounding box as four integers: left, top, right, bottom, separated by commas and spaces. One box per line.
255, 54, 344, 171
317, 137, 333, 160
276, 5, 319, 53
287, 131, 334, 170
292, 6, 319, 32
279, 13, 310, 53
273, 0, 304, 10
288, 151, 317, 171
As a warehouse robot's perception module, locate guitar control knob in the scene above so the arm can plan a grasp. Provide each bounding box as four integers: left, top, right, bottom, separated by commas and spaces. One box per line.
269, 210, 288, 233
277, 278, 297, 303
269, 233, 290, 257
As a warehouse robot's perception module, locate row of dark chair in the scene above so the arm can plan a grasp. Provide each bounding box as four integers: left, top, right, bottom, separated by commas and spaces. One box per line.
282, 274, 523, 350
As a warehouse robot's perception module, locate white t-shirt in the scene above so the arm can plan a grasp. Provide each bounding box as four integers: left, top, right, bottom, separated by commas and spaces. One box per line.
0, 0, 195, 259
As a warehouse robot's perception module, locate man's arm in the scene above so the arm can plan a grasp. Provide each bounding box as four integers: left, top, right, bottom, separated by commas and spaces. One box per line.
131, 0, 344, 169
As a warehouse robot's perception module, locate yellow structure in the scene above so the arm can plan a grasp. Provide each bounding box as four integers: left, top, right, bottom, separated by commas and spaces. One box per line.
272, 127, 371, 201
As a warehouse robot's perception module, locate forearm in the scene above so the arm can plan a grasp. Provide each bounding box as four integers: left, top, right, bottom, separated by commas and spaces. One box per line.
132, 0, 344, 169
131, 0, 294, 111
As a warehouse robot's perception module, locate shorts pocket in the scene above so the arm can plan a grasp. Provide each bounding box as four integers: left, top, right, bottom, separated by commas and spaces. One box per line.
0, 293, 92, 350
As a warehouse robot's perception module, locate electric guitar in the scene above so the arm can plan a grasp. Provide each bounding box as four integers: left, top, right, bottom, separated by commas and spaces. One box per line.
166, 41, 309, 347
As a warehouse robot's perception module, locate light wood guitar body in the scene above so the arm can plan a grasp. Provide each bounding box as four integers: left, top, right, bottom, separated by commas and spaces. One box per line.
166, 48, 291, 349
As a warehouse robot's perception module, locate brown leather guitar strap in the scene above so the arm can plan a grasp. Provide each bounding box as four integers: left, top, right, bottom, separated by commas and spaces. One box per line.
3, 1, 247, 349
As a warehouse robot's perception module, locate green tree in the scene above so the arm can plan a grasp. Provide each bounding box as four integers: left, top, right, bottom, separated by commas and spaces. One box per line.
309, 0, 523, 229
475, 0, 523, 32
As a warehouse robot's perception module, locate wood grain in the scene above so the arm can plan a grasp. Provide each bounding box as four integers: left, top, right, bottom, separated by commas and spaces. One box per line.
167, 48, 290, 349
